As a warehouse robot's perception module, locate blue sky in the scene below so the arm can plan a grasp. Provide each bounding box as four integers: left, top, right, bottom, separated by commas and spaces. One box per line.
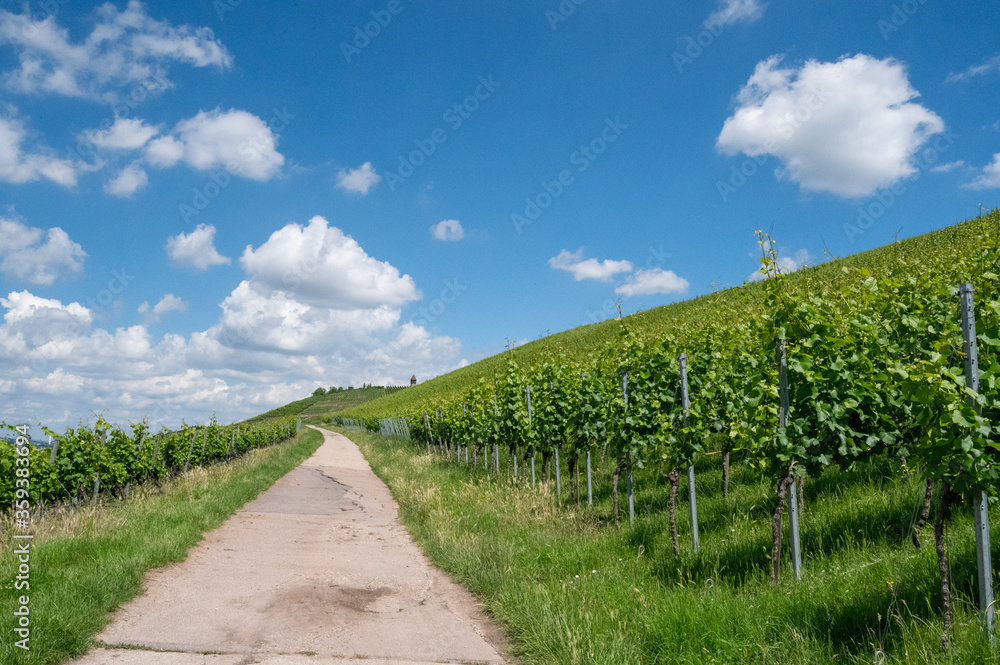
0, 0, 998, 430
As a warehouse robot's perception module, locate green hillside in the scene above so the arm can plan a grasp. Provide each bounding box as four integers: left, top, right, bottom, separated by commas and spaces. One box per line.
326, 212, 998, 420
256, 386, 404, 419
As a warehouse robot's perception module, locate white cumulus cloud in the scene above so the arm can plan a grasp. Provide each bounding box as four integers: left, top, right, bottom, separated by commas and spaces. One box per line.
336, 162, 381, 194
166, 224, 230, 270
0, 0, 231, 103
0, 217, 465, 430
145, 108, 284, 180
966, 154, 1000, 190
104, 162, 148, 197
717, 54, 945, 198
240, 215, 420, 309
549, 249, 633, 281
138, 294, 187, 323
83, 117, 160, 150
0, 216, 85, 285
615, 268, 689, 297
430, 219, 465, 242
0, 113, 80, 187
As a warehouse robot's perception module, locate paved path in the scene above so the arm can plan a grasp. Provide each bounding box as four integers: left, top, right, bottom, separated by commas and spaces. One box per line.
70, 427, 506, 665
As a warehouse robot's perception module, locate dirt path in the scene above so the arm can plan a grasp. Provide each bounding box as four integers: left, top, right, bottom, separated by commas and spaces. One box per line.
70, 427, 506, 665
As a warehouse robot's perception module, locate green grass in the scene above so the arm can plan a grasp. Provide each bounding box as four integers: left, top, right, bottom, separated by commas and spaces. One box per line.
342, 426, 1000, 664
0, 427, 323, 665
258, 386, 395, 420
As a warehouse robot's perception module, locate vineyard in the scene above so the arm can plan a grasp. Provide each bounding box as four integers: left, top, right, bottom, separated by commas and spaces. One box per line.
0, 415, 301, 507
329, 212, 1000, 654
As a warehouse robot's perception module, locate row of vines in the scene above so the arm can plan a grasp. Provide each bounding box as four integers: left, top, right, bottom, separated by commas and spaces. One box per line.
1, 415, 301, 507
333, 214, 1000, 648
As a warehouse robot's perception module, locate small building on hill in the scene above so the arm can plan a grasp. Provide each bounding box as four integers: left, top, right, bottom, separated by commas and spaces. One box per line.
410, 375, 417, 386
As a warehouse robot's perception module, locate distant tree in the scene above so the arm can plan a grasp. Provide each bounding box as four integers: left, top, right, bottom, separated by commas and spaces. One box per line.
312, 387, 326, 396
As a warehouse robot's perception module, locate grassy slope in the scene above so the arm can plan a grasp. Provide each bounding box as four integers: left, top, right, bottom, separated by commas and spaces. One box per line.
342, 426, 999, 664
256, 386, 390, 419
0, 428, 324, 665
333, 214, 996, 419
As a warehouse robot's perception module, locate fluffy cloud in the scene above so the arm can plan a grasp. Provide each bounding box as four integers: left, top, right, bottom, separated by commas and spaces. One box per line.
932, 160, 965, 174
965, 154, 1000, 190
210, 217, 452, 375
706, 0, 766, 27
104, 162, 148, 197
946, 55, 1000, 83
83, 117, 160, 150
145, 108, 284, 180
240, 215, 420, 309
717, 54, 944, 197
336, 162, 381, 194
430, 219, 465, 242
615, 269, 689, 296
1, 290, 91, 332
0, 114, 79, 187
549, 249, 633, 281
146, 109, 285, 180
5, 106, 282, 193
0, 216, 463, 430
166, 224, 230, 270
138, 294, 186, 323
0, 1, 231, 103
0, 217, 86, 284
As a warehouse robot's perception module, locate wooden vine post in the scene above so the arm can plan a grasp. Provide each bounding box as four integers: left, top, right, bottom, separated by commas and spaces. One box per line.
679, 353, 700, 552
960, 283, 995, 643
